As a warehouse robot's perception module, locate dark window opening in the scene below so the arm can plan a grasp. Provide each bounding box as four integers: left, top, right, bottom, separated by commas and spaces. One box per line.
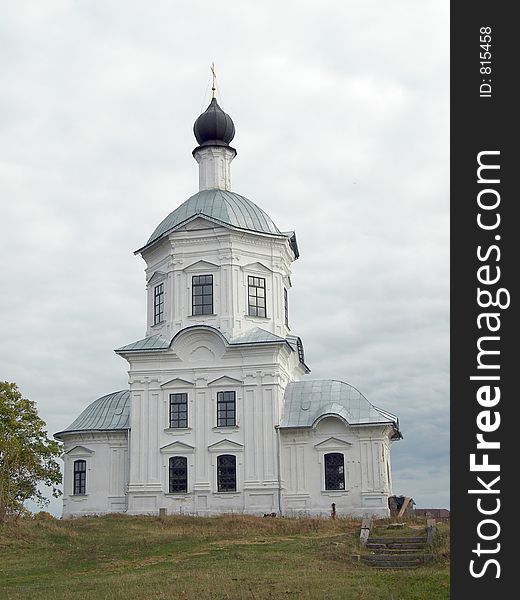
324, 453, 345, 490
169, 393, 188, 428
169, 456, 188, 493
248, 276, 266, 318
154, 283, 164, 325
297, 337, 305, 364
217, 454, 236, 492
192, 275, 213, 315
284, 288, 289, 327
73, 459, 86, 495
217, 391, 236, 427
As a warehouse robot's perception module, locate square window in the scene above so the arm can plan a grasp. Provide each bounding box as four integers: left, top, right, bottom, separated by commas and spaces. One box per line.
217, 391, 236, 427
169, 393, 188, 428
247, 276, 267, 318
192, 275, 213, 315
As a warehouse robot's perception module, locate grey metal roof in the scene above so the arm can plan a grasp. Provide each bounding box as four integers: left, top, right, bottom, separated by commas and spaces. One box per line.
140, 189, 282, 252
116, 327, 290, 354
281, 380, 399, 431
115, 334, 170, 353
115, 326, 310, 372
230, 327, 287, 345
55, 390, 130, 438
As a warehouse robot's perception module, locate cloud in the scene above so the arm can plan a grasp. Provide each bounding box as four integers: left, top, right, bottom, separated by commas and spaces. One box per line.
0, 0, 449, 514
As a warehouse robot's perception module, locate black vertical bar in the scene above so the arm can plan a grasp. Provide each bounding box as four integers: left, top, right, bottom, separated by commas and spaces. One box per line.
451, 2, 516, 597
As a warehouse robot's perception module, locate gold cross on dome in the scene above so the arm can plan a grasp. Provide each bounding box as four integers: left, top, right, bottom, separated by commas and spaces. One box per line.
211, 63, 216, 98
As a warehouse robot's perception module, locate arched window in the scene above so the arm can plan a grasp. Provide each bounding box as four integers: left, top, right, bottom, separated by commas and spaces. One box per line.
324, 453, 345, 491
169, 456, 188, 493
73, 460, 86, 495
217, 454, 236, 492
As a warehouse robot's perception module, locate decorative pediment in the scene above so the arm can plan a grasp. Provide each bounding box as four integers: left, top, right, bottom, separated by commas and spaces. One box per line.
182, 259, 219, 272
147, 271, 167, 285
64, 445, 95, 457
314, 437, 352, 450
207, 375, 243, 387
242, 261, 273, 274
160, 377, 195, 389
181, 216, 229, 231
208, 439, 244, 453
160, 441, 196, 454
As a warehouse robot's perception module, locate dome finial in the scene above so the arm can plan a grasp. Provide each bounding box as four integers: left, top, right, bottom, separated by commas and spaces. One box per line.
210, 62, 216, 99
193, 73, 237, 192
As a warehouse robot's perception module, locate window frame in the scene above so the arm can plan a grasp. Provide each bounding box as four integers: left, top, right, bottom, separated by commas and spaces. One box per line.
73, 459, 87, 495
192, 274, 214, 316
216, 454, 237, 492
153, 282, 165, 325
168, 456, 188, 494
324, 452, 346, 491
247, 276, 267, 318
216, 391, 236, 427
169, 393, 188, 429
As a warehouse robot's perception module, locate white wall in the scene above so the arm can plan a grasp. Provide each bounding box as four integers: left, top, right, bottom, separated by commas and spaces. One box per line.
124, 326, 303, 516
281, 418, 393, 517
60, 431, 128, 517
142, 222, 295, 342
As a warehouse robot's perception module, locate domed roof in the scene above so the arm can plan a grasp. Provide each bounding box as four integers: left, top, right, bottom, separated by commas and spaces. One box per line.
281, 380, 401, 436
54, 390, 130, 438
144, 189, 282, 248
194, 98, 235, 147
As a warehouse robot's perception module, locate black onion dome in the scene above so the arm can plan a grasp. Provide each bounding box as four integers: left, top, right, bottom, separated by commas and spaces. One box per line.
193, 98, 235, 147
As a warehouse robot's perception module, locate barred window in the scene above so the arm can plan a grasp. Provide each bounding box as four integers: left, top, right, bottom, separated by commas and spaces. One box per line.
169, 456, 188, 493
248, 276, 266, 318
284, 288, 289, 327
192, 275, 213, 315
324, 453, 345, 490
217, 454, 236, 492
169, 393, 188, 428
73, 460, 86, 495
154, 283, 164, 325
217, 391, 236, 427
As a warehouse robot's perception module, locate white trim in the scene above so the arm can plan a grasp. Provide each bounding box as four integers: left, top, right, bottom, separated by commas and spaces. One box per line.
208, 439, 244, 453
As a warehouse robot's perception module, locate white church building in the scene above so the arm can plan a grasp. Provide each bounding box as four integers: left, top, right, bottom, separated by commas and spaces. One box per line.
55, 95, 401, 518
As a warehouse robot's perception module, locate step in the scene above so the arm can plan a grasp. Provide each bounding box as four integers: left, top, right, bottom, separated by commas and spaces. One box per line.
366, 542, 427, 551
361, 555, 433, 569
368, 537, 427, 544
365, 548, 429, 554
366, 564, 422, 570
363, 554, 433, 562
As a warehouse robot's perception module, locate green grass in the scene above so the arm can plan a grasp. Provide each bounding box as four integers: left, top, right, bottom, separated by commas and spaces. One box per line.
0, 514, 449, 600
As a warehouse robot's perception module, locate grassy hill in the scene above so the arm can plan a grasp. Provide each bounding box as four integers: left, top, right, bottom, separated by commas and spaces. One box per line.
0, 514, 449, 600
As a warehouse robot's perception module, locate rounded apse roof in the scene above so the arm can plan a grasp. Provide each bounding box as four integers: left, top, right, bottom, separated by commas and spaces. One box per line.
55, 390, 130, 438
281, 380, 400, 432
145, 188, 282, 248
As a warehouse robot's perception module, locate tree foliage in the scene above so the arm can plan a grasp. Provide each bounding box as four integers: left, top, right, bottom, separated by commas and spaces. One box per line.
0, 382, 62, 521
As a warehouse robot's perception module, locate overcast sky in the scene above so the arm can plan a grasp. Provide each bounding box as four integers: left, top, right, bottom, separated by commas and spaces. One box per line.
1, 0, 449, 515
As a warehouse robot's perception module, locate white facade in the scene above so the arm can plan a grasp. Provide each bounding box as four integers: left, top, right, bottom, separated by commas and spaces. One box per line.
56, 97, 400, 518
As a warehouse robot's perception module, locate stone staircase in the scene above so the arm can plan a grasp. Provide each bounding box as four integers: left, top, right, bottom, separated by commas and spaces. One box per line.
361, 534, 433, 569
358, 520, 436, 569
